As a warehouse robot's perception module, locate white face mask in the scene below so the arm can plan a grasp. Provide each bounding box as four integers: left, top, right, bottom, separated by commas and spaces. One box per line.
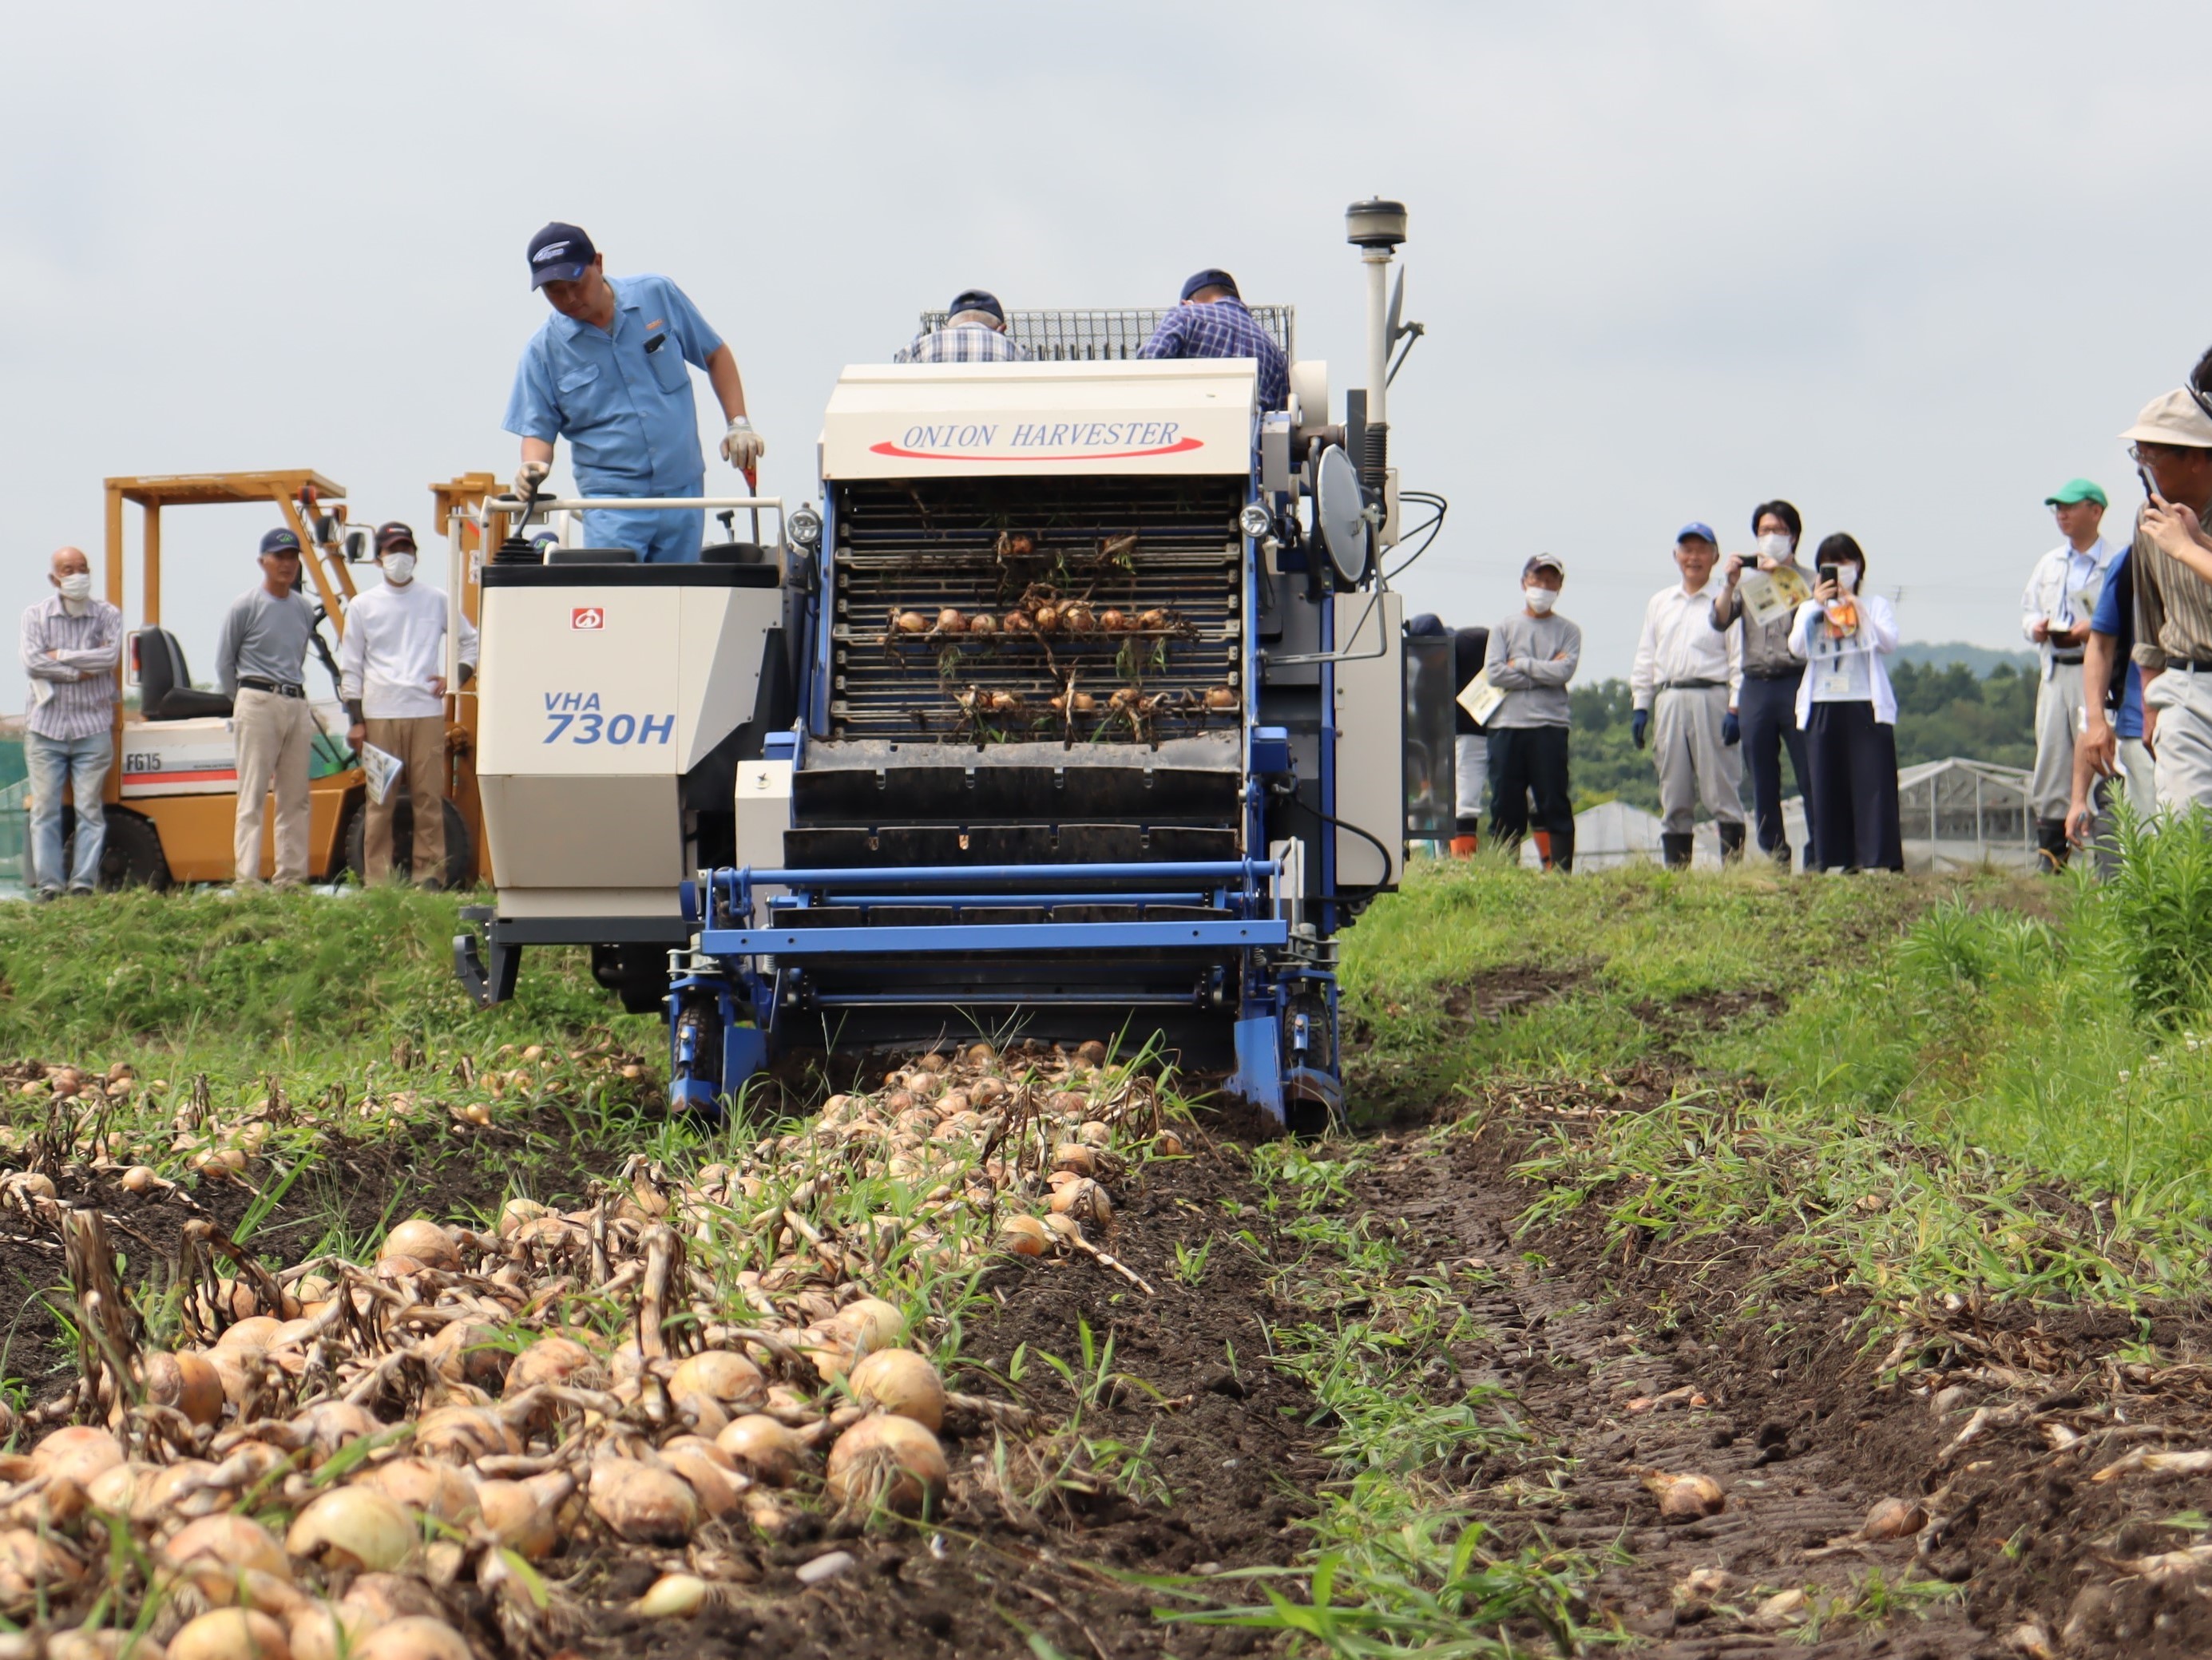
1522, 584, 1559, 615
382, 553, 417, 584
56, 572, 93, 601
1834, 564, 1860, 594
1756, 532, 1795, 563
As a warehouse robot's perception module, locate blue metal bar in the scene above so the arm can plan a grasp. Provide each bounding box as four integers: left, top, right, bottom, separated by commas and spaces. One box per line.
700, 919, 1289, 955
767, 893, 1236, 908
726, 859, 1277, 889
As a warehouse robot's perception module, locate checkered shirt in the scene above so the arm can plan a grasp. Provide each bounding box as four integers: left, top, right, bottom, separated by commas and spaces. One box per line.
20, 595, 121, 741
894, 324, 1032, 364
1136, 298, 1288, 410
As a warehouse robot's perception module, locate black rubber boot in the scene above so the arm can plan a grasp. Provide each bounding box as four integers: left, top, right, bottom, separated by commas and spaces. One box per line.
1771, 841, 1793, 870
1718, 822, 1746, 864
2036, 817, 2070, 874
1661, 832, 1695, 870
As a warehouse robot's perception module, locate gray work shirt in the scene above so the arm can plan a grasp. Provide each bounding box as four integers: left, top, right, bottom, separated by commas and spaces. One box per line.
1483, 610, 1581, 727
1712, 569, 1804, 678
214, 586, 317, 698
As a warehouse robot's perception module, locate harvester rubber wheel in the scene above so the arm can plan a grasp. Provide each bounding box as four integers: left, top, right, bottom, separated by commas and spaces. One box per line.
87, 808, 172, 892
343, 798, 472, 889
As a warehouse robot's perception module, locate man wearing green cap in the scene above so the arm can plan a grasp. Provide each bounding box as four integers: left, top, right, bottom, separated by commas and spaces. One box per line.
2020, 477, 2115, 869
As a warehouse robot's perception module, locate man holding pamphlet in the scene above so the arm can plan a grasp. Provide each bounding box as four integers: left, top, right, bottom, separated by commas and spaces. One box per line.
1711, 499, 1815, 869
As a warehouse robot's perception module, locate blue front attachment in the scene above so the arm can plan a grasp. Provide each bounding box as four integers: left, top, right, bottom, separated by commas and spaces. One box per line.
667, 857, 1324, 1124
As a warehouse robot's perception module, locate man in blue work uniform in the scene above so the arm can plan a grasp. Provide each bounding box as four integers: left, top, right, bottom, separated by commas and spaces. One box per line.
503, 223, 765, 564
1137, 268, 1289, 411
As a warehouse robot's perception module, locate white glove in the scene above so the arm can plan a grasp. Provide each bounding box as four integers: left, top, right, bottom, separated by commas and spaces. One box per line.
512, 459, 551, 502
719, 417, 766, 471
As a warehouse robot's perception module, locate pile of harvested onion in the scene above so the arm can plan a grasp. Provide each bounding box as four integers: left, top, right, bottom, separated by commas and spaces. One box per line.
0, 1039, 1177, 1652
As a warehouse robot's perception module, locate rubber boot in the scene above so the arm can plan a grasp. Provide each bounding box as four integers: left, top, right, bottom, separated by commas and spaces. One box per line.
1660, 831, 1694, 870
1718, 822, 1746, 864
1771, 841, 1793, 870
1532, 829, 1554, 871
2036, 817, 2070, 874
1449, 834, 1479, 859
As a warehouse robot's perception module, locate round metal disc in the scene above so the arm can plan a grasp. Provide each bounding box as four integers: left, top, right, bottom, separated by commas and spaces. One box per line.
1314, 446, 1367, 584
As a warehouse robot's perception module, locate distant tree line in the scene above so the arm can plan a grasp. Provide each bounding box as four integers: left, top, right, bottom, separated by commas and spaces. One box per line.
1554, 661, 2038, 814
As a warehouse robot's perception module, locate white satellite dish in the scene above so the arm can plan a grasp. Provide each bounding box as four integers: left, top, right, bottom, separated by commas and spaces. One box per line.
1314, 446, 1368, 585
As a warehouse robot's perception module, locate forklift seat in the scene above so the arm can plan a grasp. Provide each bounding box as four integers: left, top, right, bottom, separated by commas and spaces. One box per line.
137, 628, 235, 720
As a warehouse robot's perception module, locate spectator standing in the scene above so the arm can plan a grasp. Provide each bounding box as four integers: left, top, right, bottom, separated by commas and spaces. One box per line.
2020, 478, 2117, 869
1484, 554, 1580, 872
1450, 622, 1491, 857
216, 529, 319, 887
2123, 386, 2212, 811
20, 546, 121, 898
1788, 534, 1903, 872
1712, 500, 1816, 869
2067, 539, 2153, 851
1630, 523, 1746, 868
338, 523, 480, 886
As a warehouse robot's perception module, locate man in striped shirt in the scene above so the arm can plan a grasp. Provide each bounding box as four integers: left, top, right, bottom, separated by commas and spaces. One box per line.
2126, 387, 2212, 811
1138, 269, 1289, 411
20, 547, 122, 898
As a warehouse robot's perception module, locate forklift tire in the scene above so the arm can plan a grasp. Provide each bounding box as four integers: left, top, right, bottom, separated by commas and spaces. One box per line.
73, 808, 172, 892
343, 798, 473, 890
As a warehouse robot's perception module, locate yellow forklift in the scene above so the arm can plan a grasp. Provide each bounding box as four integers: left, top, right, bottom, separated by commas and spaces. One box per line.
50, 469, 498, 888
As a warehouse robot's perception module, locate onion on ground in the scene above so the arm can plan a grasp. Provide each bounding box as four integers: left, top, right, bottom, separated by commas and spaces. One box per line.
848, 1348, 946, 1432
589, 1458, 698, 1544
285, 1488, 414, 1572
168, 1610, 289, 1660
825, 1415, 948, 1518
716, 1415, 806, 1486
348, 1618, 471, 1660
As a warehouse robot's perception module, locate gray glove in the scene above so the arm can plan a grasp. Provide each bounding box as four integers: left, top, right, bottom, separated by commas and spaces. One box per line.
719, 417, 766, 471
512, 459, 551, 503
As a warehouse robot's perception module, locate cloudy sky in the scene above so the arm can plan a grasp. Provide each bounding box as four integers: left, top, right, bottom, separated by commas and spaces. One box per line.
3, 0, 2204, 711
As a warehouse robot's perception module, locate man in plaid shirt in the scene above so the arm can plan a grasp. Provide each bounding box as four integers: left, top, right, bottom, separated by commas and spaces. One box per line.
894, 289, 1031, 364
20, 547, 123, 897
1139, 268, 1289, 410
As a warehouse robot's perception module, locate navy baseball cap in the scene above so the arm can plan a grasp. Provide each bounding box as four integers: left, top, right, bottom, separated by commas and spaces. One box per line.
375, 521, 417, 553
1181, 267, 1240, 301
1675, 521, 1717, 545
947, 288, 1005, 324
527, 222, 597, 289
260, 528, 303, 558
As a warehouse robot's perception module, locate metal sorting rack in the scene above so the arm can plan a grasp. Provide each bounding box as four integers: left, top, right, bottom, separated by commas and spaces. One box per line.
917, 306, 1294, 363
827, 477, 1244, 741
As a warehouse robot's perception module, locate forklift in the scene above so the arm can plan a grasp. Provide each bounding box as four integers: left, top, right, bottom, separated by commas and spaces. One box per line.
46, 469, 495, 889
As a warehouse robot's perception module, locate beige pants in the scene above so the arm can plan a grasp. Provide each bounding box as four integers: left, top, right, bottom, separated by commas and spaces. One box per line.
363, 715, 449, 885
233, 688, 314, 885
1652, 684, 1744, 835
2147, 668, 2212, 814
2031, 662, 2087, 820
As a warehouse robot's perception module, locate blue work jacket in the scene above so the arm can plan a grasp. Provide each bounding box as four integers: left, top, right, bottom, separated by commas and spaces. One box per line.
502, 274, 723, 496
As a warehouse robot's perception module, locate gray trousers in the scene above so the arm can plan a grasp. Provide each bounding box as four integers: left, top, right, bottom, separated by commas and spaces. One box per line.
1453, 735, 1488, 825
2030, 662, 2087, 820
2147, 668, 2212, 814
1653, 685, 1744, 835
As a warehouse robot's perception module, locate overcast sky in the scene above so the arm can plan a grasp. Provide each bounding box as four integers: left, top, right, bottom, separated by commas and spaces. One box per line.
2, 0, 2204, 712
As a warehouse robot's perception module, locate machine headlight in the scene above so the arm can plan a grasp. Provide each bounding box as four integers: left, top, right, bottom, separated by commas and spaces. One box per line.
1238, 504, 1273, 541
787, 505, 823, 551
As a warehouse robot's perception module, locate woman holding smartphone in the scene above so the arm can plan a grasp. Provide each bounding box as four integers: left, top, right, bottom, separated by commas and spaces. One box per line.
1788, 533, 1905, 872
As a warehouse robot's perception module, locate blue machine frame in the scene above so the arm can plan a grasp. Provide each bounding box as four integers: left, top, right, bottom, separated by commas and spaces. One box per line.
667, 426, 1364, 1131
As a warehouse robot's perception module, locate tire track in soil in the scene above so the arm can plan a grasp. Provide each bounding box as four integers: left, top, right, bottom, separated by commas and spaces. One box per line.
1354, 1126, 1982, 1658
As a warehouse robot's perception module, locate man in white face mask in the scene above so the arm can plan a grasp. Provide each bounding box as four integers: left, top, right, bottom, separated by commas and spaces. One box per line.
20, 545, 123, 898
1482, 553, 1581, 871
336, 523, 480, 885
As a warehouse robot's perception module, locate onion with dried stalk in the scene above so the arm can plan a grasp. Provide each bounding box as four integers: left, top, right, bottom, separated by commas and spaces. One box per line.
377, 1219, 460, 1272
286, 1488, 414, 1573
589, 1456, 698, 1543
848, 1349, 947, 1432
505, 1333, 600, 1397
1060, 601, 1095, 633
33, 1425, 123, 1487
659, 1436, 743, 1518
1000, 1215, 1050, 1255
834, 1297, 907, 1357
716, 1414, 805, 1486
1204, 687, 1239, 710
0, 1527, 87, 1610
826, 1415, 947, 1517
967, 613, 999, 636
360, 1458, 478, 1525
411, 1404, 519, 1464
934, 608, 967, 633
1003, 611, 1034, 634
159, 1514, 292, 1583
472, 1469, 573, 1559
893, 611, 930, 635
1136, 608, 1171, 631
669, 1349, 767, 1413
1100, 608, 1130, 632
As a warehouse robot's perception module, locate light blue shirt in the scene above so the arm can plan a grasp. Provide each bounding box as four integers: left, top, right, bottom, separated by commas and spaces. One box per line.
502, 274, 723, 497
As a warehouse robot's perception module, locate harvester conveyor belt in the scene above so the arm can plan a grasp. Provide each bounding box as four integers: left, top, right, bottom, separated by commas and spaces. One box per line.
697, 920, 1290, 955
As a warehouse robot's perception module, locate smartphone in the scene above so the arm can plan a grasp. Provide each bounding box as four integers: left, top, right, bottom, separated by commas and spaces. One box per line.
2141, 466, 2158, 504
1818, 564, 1839, 587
